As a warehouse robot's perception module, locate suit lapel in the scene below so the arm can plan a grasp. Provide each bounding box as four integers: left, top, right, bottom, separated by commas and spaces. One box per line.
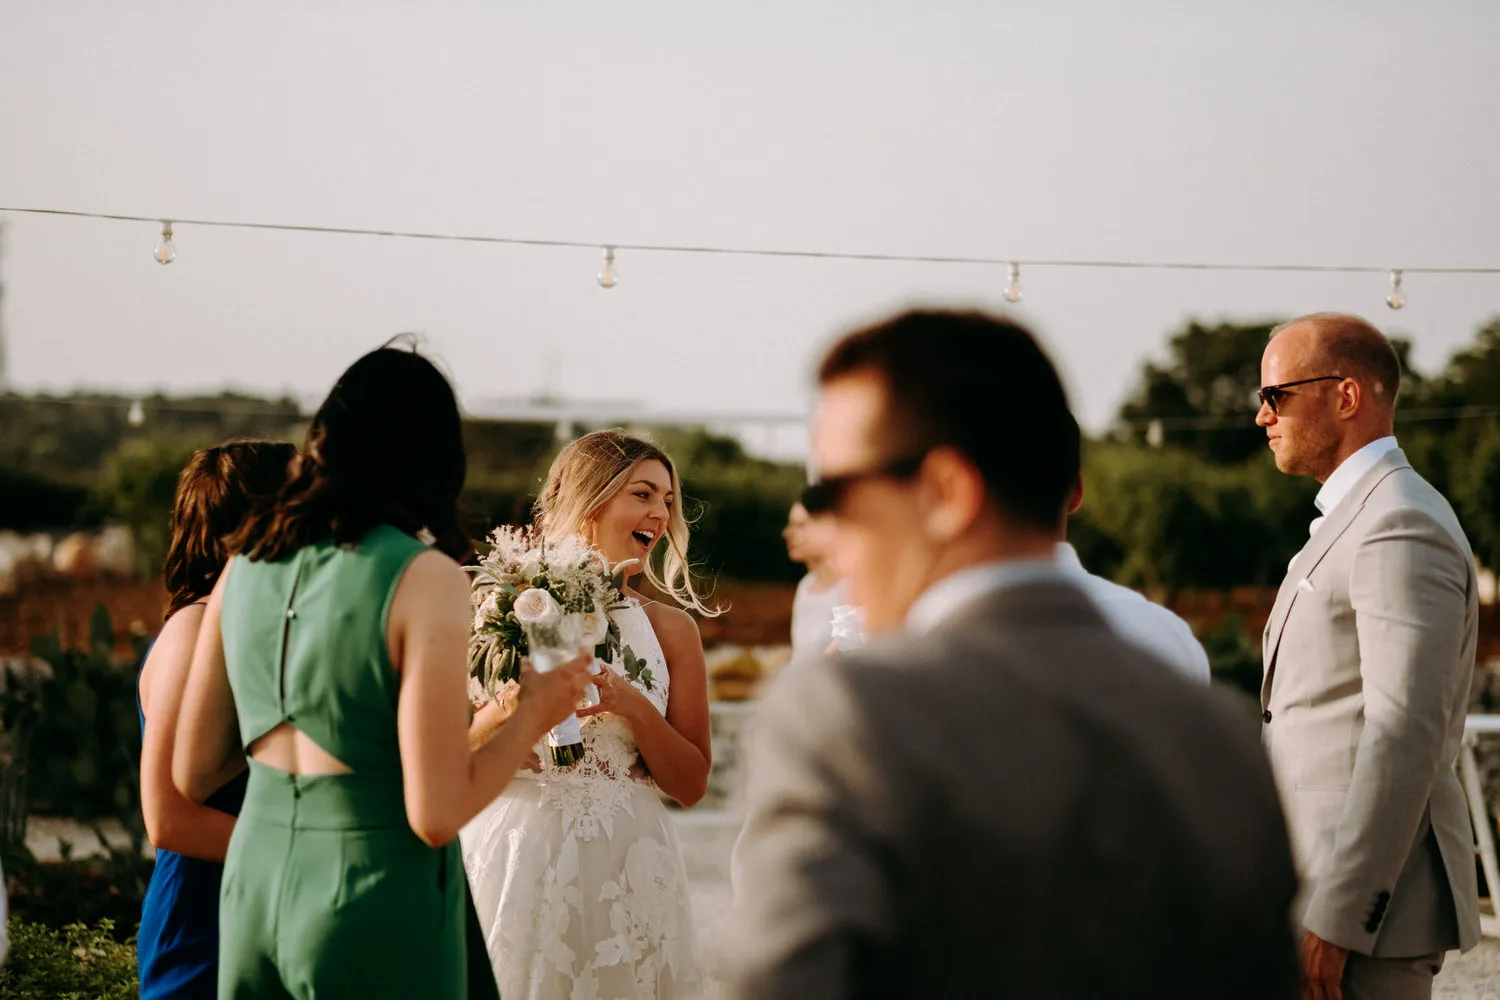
1260, 448, 1412, 708
1261, 571, 1300, 708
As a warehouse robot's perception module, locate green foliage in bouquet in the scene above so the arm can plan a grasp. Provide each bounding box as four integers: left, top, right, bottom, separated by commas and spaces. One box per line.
621, 646, 654, 691
467, 529, 648, 700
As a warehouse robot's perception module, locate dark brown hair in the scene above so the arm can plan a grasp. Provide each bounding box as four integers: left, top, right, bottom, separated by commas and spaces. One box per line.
229, 340, 470, 563
818, 308, 1080, 530
163, 440, 297, 619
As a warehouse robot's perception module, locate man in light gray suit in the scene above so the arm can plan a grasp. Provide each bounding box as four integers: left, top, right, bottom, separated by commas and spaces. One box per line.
720, 309, 1298, 999
1257, 313, 1481, 1000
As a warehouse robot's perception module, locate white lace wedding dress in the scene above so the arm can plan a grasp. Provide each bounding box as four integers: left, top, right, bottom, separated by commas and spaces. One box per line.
461, 601, 704, 1000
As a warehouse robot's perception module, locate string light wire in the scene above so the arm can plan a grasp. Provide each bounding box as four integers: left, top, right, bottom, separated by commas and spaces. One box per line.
4, 205, 1498, 431
3, 205, 1500, 276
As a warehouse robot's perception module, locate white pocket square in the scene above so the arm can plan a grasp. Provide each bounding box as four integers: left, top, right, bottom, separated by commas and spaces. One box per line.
1297, 578, 1317, 593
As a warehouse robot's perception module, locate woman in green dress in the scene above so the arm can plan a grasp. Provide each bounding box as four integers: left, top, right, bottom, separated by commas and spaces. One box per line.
173, 342, 592, 999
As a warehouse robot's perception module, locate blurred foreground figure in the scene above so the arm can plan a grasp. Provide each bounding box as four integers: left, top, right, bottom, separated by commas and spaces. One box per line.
721, 309, 1298, 1000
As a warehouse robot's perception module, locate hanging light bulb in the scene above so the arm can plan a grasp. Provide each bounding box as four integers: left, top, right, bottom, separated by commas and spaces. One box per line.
1385, 269, 1405, 310
127, 399, 145, 427
1003, 262, 1023, 303
154, 221, 176, 265
597, 246, 619, 289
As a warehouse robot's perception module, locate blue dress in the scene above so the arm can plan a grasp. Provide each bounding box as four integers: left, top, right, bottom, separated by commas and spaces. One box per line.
136, 643, 247, 1000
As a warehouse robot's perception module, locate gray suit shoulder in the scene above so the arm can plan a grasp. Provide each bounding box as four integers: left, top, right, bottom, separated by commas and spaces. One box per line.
1370, 463, 1472, 556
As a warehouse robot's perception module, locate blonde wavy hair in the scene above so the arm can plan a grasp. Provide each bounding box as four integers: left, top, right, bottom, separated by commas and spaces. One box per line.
534, 429, 719, 616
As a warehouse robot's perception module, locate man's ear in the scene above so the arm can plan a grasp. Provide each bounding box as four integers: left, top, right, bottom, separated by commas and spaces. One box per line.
918, 447, 988, 543
1336, 378, 1363, 421
1067, 477, 1084, 516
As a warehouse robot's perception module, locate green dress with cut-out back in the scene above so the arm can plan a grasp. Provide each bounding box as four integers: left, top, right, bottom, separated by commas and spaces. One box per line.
217, 525, 479, 999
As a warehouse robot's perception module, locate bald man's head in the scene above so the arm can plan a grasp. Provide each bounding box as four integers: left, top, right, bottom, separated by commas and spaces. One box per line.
1258, 313, 1401, 480
1270, 313, 1402, 411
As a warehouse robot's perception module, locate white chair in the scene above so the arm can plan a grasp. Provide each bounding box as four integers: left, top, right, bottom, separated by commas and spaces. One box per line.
1460, 714, 1500, 938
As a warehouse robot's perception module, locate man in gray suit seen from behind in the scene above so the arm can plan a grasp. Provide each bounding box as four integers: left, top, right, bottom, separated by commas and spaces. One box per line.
720, 309, 1299, 999
1257, 313, 1480, 1000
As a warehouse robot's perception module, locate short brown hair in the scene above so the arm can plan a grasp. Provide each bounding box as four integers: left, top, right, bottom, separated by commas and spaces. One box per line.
818, 309, 1079, 530
1273, 313, 1403, 406
163, 440, 296, 619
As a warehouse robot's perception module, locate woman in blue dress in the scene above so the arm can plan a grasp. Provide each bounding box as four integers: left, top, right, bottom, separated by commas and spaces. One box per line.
136, 440, 295, 998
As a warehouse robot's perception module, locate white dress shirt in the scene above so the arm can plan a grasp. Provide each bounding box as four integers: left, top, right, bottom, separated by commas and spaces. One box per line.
904, 547, 1211, 684
1309, 436, 1399, 537
1055, 543, 1212, 684
790, 575, 844, 659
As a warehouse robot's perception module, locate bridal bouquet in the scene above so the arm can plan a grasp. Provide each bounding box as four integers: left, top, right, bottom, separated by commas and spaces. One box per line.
468, 526, 650, 765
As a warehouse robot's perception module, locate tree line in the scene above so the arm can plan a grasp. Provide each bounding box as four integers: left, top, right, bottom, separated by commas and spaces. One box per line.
3, 317, 1496, 590
1079, 317, 1500, 593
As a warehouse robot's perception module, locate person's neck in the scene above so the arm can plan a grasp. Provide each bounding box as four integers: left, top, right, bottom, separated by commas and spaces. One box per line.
922, 526, 1058, 591
805, 561, 841, 592
1317, 426, 1394, 484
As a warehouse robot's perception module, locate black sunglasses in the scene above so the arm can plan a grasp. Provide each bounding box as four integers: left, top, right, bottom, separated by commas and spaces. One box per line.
801, 453, 927, 516
1255, 375, 1345, 414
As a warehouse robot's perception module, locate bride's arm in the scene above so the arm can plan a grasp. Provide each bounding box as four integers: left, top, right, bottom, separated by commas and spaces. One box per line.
582, 605, 711, 807
467, 683, 519, 751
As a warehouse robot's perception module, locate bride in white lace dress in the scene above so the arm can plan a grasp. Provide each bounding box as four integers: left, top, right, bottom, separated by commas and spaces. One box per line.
462, 430, 716, 999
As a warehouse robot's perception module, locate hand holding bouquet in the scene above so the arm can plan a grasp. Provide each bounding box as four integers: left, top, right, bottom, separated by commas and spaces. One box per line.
468, 526, 640, 766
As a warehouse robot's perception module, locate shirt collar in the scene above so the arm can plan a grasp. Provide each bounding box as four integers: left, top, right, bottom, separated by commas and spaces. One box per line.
1054, 542, 1088, 576
906, 555, 1065, 634
1314, 436, 1399, 516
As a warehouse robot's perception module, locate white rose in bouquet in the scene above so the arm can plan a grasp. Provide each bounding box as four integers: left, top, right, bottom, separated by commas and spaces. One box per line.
513, 587, 561, 625
575, 607, 610, 648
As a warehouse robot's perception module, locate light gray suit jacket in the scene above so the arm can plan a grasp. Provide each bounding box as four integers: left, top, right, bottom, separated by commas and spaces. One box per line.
721, 580, 1298, 999
1262, 447, 1481, 957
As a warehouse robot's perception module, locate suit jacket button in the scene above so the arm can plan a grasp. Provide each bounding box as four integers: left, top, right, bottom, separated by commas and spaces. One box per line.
1262, 710, 1273, 723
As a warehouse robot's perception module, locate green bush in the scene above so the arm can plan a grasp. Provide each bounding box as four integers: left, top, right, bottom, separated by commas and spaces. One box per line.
684, 476, 804, 584
0, 919, 138, 999
2, 606, 152, 920
1201, 612, 1264, 700
94, 438, 209, 577
1079, 444, 1318, 594
25, 607, 148, 833
0, 467, 97, 533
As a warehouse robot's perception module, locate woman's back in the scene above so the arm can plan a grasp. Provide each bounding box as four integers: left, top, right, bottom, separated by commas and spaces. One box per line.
215, 524, 473, 998
222, 523, 425, 773
168, 345, 587, 1000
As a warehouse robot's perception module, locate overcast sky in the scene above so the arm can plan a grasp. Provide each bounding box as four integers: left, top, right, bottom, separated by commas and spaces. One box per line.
2, 1, 1497, 457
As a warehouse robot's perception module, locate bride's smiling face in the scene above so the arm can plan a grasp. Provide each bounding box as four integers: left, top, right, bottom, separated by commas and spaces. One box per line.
588, 459, 674, 573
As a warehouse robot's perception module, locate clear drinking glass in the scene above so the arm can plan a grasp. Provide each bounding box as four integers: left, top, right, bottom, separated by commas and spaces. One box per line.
522, 614, 587, 767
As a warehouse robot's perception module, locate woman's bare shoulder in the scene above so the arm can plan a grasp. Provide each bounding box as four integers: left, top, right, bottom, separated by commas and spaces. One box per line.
401, 548, 469, 593
641, 602, 701, 651
150, 603, 207, 660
